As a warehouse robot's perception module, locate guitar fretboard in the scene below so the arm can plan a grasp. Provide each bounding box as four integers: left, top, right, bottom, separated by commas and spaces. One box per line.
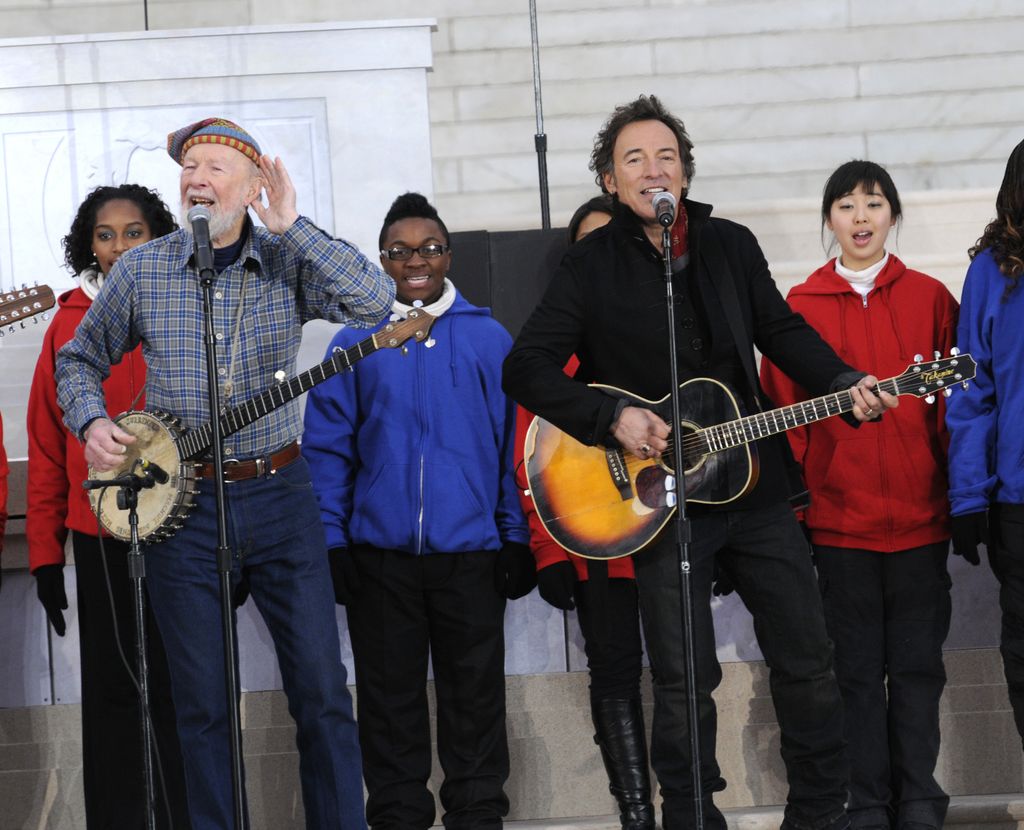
699, 376, 902, 453
175, 336, 382, 460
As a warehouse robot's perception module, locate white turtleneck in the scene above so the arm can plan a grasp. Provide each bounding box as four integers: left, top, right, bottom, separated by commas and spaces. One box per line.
78, 266, 105, 301
391, 277, 457, 320
835, 252, 889, 299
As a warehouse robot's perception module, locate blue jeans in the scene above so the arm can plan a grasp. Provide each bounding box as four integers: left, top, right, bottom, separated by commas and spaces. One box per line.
633, 502, 847, 830
145, 456, 365, 830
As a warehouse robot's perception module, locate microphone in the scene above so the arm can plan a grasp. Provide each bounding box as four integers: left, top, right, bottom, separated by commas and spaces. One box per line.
187, 205, 215, 277
140, 459, 170, 485
652, 191, 676, 228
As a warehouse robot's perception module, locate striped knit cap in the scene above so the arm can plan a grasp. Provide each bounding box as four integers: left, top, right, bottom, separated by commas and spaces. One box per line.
167, 117, 262, 165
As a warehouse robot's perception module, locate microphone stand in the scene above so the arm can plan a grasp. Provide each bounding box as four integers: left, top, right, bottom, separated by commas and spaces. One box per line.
82, 471, 161, 830
660, 217, 705, 830
528, 0, 551, 229
196, 246, 247, 830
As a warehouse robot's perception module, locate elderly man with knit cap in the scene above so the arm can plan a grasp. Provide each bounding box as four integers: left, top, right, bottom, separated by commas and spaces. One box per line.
56, 117, 395, 829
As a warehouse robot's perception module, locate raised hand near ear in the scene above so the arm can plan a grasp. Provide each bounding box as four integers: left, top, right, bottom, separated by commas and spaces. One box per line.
250, 155, 299, 235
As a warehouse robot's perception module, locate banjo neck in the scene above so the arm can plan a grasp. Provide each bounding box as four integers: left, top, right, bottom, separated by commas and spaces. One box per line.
174, 308, 436, 460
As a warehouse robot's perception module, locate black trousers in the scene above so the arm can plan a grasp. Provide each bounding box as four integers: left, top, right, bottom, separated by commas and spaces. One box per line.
72, 531, 190, 830
988, 503, 1024, 746
574, 574, 645, 702
814, 543, 951, 829
633, 502, 847, 830
346, 546, 510, 830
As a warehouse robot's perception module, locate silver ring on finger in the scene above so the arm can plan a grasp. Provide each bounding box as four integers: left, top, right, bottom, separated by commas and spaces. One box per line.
640, 443, 652, 456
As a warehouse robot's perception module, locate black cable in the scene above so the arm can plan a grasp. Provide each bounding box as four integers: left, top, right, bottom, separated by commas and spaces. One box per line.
94, 487, 173, 829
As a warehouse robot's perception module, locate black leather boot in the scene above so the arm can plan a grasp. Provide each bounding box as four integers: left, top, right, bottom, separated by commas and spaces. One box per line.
592, 698, 656, 829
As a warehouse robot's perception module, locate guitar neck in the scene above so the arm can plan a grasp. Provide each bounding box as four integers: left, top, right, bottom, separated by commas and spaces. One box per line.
177, 333, 382, 459
700, 376, 900, 452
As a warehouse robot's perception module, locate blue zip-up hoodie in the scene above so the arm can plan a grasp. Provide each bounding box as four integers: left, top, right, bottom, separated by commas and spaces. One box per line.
302, 289, 528, 554
947, 248, 1024, 514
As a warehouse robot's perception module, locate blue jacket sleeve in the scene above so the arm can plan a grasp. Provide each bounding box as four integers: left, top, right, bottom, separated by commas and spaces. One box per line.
486, 326, 529, 547
302, 331, 360, 549
946, 254, 998, 515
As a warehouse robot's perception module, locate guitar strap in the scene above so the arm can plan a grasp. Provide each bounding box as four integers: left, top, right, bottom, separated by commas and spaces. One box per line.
699, 223, 810, 511
697, 223, 760, 403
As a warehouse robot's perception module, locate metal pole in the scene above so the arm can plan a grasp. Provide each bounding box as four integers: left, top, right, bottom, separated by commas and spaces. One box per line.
528, 0, 551, 229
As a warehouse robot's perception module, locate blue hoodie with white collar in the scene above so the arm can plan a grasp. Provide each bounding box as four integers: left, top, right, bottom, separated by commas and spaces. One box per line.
302, 288, 528, 554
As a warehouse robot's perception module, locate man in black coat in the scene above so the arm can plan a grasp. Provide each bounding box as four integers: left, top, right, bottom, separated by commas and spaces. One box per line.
503, 95, 896, 830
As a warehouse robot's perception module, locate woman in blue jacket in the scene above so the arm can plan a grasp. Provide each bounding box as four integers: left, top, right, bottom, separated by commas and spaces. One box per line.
303, 192, 532, 830
947, 138, 1024, 747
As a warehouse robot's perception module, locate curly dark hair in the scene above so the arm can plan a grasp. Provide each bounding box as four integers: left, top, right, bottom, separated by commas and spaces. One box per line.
62, 184, 178, 275
567, 194, 614, 244
969, 138, 1024, 301
589, 95, 695, 193
378, 192, 450, 250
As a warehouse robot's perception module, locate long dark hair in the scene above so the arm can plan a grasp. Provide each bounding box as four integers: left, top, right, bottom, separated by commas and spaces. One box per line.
62, 184, 177, 275
970, 138, 1024, 300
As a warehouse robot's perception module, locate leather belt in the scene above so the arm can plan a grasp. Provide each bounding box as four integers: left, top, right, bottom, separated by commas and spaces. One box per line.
195, 441, 300, 482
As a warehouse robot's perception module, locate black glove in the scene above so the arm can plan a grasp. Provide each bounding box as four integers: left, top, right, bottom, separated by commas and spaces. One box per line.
233, 571, 251, 608
34, 564, 68, 637
951, 511, 988, 566
494, 542, 538, 599
329, 547, 361, 605
712, 560, 735, 597
536, 560, 577, 610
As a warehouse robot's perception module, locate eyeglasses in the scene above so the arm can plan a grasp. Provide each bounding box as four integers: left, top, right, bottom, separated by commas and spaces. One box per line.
380, 243, 449, 261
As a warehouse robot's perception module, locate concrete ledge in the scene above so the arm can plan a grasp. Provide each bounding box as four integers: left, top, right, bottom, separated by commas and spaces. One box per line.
505, 794, 1024, 829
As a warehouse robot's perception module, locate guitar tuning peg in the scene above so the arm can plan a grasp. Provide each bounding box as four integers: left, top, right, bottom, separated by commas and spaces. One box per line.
925, 394, 936, 404
943, 387, 953, 397
425, 338, 436, 349
950, 346, 960, 356
933, 350, 942, 360
913, 353, 924, 363
401, 346, 408, 356
961, 380, 970, 391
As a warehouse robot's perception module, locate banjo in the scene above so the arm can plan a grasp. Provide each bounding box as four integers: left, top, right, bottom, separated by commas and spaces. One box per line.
87, 308, 436, 542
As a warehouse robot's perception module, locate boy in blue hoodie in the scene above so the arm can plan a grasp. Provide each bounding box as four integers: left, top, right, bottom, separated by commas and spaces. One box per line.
303, 192, 533, 830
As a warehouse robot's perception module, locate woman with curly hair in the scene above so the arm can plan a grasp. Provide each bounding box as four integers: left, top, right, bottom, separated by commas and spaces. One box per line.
946, 139, 1024, 749
947, 138, 1024, 750
27, 184, 191, 828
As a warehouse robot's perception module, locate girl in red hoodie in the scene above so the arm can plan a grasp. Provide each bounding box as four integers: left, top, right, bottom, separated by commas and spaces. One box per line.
761, 161, 958, 830
27, 185, 190, 829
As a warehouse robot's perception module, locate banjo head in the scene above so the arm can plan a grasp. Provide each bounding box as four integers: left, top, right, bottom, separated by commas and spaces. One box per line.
87, 410, 196, 542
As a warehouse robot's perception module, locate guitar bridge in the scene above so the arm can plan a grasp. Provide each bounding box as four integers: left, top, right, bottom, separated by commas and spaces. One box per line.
605, 449, 632, 501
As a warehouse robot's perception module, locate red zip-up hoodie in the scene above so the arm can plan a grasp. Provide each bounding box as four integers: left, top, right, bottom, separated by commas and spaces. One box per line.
760, 255, 957, 552
26, 285, 146, 571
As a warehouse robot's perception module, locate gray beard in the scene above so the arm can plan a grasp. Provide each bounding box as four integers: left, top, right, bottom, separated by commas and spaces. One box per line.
180, 204, 248, 246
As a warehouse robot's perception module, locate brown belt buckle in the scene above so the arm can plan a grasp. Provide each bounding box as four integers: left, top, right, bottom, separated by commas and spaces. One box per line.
222, 458, 240, 483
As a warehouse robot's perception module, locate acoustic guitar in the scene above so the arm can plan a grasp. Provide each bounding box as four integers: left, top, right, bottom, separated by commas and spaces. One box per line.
524, 353, 976, 560
0, 284, 55, 337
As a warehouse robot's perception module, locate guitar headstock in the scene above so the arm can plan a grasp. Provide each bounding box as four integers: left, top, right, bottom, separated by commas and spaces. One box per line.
0, 284, 56, 337
374, 308, 437, 351
894, 350, 977, 402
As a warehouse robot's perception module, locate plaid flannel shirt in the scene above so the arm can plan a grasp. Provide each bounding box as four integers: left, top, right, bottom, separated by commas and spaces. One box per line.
56, 216, 395, 458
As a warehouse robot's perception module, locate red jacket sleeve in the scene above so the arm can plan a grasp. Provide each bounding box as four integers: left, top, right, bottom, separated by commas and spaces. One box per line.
26, 318, 72, 570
